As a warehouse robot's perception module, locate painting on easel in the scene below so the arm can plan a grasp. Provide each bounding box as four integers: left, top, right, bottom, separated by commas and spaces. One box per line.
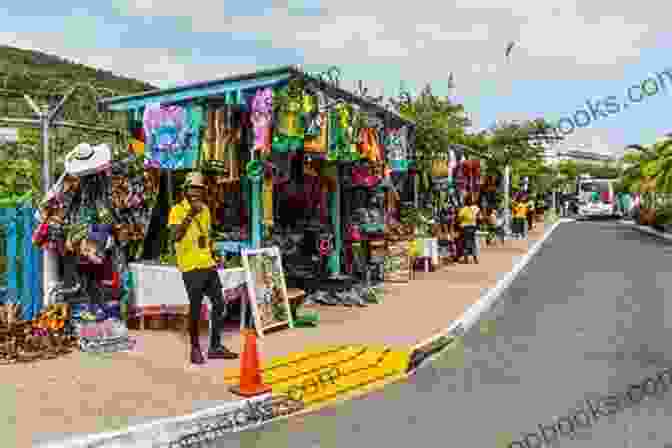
241, 246, 293, 337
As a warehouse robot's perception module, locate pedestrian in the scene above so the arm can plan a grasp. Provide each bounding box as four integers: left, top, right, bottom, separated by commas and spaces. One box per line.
169, 172, 238, 365
492, 208, 506, 246
458, 195, 480, 264
526, 195, 535, 232
512, 197, 527, 239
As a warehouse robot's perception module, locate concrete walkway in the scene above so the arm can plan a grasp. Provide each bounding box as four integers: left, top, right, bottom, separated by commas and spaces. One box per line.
20, 223, 548, 448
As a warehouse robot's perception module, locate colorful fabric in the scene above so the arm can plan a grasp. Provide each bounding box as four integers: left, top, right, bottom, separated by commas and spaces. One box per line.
304, 112, 329, 153
328, 108, 348, 160
385, 127, 409, 164
143, 103, 202, 169
168, 200, 216, 273
272, 135, 304, 153
202, 106, 241, 174
358, 128, 382, 162
250, 88, 273, 154
274, 86, 304, 139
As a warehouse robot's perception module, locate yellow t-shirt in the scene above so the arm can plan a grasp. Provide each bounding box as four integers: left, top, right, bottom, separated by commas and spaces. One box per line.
458, 206, 478, 227
168, 199, 216, 273
513, 202, 528, 219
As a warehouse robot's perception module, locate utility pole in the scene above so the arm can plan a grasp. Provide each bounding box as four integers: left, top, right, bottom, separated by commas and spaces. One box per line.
23, 86, 89, 306
23, 93, 66, 307
1, 81, 122, 308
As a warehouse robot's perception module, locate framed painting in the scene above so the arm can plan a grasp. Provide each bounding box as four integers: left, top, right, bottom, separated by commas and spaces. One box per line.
241, 246, 294, 337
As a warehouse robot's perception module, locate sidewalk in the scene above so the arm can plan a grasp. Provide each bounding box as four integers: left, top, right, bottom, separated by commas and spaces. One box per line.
14, 223, 549, 448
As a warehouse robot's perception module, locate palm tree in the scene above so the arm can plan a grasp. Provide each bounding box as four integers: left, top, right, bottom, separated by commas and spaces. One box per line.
652, 137, 672, 196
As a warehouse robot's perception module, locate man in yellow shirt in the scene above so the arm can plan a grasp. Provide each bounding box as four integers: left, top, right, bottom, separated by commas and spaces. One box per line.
512, 198, 528, 239
458, 196, 480, 264
169, 172, 238, 364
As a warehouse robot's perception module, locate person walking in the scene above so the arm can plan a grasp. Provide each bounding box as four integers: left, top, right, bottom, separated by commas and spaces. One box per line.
512, 197, 527, 239
458, 195, 480, 264
169, 172, 238, 365
526, 195, 535, 232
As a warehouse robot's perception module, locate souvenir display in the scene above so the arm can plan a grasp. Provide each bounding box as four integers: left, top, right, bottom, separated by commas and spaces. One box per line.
143, 103, 203, 170
89, 68, 419, 344
0, 302, 77, 363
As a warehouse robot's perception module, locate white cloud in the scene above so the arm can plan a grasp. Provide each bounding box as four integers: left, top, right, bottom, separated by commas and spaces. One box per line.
0, 29, 258, 90
108, 0, 662, 120
4, 0, 667, 133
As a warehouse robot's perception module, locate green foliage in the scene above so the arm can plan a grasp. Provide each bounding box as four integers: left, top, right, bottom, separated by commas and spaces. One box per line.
483, 119, 556, 171
390, 84, 471, 173
0, 45, 155, 203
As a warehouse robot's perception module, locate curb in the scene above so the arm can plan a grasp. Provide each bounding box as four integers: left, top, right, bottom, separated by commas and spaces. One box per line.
41, 221, 564, 448
36, 394, 274, 448
406, 219, 563, 374
619, 220, 672, 242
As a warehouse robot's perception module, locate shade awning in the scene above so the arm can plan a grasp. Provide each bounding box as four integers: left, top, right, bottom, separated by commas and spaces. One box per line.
98, 66, 296, 111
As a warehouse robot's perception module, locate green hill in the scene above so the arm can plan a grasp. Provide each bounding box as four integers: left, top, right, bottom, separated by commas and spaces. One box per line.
0, 45, 156, 199
0, 44, 156, 95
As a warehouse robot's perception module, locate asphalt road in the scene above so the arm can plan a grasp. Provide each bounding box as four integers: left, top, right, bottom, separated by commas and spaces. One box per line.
210, 220, 672, 448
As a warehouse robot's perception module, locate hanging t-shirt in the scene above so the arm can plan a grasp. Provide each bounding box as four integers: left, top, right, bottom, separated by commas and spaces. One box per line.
143, 103, 202, 169
273, 85, 304, 143
386, 126, 409, 170
304, 92, 329, 153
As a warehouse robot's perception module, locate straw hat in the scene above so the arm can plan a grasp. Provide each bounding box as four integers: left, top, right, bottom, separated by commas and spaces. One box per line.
185, 171, 206, 188
65, 143, 112, 176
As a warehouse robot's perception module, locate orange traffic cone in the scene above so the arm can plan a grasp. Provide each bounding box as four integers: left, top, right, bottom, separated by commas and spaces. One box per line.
229, 328, 272, 397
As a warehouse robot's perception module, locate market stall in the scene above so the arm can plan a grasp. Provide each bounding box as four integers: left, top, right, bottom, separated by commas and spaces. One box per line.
99, 65, 415, 316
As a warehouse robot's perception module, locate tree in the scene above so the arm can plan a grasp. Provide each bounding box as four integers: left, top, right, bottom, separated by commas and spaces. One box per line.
483, 119, 557, 170
651, 137, 672, 194
389, 83, 472, 174
474, 118, 560, 196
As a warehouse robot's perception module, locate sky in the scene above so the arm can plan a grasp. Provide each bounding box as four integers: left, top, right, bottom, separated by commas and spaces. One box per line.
2, 1, 672, 156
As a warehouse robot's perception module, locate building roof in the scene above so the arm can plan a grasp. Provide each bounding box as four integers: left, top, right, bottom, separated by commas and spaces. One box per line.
98, 65, 412, 127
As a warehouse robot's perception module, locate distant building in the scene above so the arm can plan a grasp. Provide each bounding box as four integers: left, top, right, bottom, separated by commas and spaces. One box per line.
543, 148, 617, 166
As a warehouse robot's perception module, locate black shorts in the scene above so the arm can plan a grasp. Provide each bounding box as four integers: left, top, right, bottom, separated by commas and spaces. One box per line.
182, 268, 223, 302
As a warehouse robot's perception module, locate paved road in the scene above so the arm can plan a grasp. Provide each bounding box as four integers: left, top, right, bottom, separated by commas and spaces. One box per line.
210, 220, 672, 448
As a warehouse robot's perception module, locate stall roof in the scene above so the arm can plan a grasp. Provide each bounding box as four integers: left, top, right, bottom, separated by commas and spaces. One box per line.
98, 65, 413, 127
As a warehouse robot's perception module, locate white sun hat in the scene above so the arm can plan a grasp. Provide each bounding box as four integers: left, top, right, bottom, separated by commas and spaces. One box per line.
65, 143, 112, 176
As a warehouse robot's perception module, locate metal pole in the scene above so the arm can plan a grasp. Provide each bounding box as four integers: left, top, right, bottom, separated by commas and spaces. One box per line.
503, 164, 511, 236
39, 104, 58, 307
